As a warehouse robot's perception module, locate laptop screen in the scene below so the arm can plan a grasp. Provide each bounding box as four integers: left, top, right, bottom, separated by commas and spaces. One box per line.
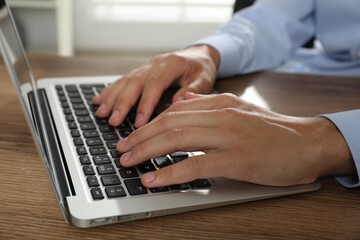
0, 0, 38, 127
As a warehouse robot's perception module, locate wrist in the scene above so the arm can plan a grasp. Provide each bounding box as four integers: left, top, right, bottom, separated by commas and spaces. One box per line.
186, 44, 220, 69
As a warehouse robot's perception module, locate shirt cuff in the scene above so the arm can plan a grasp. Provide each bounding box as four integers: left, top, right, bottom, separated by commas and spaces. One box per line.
321, 109, 360, 188
191, 34, 246, 78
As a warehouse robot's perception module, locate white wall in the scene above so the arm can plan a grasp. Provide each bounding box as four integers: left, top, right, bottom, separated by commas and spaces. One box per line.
13, 1, 228, 55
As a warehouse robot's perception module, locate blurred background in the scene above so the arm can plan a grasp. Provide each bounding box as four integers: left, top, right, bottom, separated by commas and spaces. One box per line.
9, 0, 235, 61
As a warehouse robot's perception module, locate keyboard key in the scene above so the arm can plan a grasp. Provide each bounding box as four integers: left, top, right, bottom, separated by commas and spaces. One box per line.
101, 175, 121, 186
77, 116, 93, 123
137, 162, 156, 174
117, 121, 132, 130
110, 150, 121, 158
153, 156, 172, 168
70, 98, 84, 104
63, 108, 72, 115
59, 96, 67, 102
90, 188, 104, 200
189, 179, 212, 189
102, 132, 119, 141
68, 122, 78, 130
119, 129, 132, 138
80, 123, 96, 130
76, 146, 87, 155
170, 183, 189, 191
72, 103, 87, 110
87, 176, 100, 187
99, 124, 114, 133
93, 155, 111, 165
70, 129, 81, 138
83, 130, 99, 138
68, 92, 81, 98
73, 137, 84, 146
114, 159, 124, 169
89, 146, 107, 155
97, 164, 116, 175
105, 186, 127, 198
150, 186, 169, 193
83, 165, 95, 175
61, 102, 69, 108
96, 118, 108, 125
65, 85, 78, 92
124, 178, 148, 196
170, 152, 189, 163
119, 168, 139, 178
80, 155, 91, 165
86, 138, 103, 146
74, 110, 89, 116
65, 115, 75, 122
106, 140, 118, 149
57, 90, 65, 96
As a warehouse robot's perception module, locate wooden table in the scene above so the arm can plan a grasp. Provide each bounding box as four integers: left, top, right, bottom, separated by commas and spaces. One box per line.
1, 54, 360, 239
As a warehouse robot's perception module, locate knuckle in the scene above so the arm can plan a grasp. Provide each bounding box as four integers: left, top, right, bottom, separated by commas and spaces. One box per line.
159, 112, 177, 128
169, 127, 184, 144
186, 157, 203, 174
167, 100, 184, 112
218, 93, 239, 106
162, 166, 176, 185
218, 107, 238, 118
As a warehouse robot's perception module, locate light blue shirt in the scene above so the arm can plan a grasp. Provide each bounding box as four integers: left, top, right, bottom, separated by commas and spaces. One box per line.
195, 0, 360, 187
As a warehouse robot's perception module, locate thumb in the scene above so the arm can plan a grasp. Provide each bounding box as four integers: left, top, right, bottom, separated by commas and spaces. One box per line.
172, 78, 212, 103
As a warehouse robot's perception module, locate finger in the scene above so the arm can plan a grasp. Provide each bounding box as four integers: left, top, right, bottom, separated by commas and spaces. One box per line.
134, 67, 176, 128
117, 110, 220, 153
107, 78, 144, 126
166, 93, 241, 116
119, 126, 222, 167
172, 77, 214, 103
141, 154, 222, 188
94, 79, 126, 118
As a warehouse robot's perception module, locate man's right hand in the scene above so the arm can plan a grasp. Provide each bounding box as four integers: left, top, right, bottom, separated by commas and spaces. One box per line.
92, 45, 220, 128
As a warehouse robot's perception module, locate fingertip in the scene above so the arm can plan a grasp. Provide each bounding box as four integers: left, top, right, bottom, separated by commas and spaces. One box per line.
141, 172, 157, 187
134, 112, 146, 128
92, 95, 101, 104
95, 103, 109, 117
183, 92, 201, 100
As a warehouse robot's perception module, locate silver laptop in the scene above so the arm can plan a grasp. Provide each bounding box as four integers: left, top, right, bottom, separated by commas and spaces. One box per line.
0, 0, 320, 228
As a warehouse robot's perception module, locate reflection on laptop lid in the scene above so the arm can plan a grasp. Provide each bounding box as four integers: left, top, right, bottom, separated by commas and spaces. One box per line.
0, 0, 320, 228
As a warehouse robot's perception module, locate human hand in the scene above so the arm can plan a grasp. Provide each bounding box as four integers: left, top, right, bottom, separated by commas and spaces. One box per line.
117, 92, 354, 188
92, 45, 220, 128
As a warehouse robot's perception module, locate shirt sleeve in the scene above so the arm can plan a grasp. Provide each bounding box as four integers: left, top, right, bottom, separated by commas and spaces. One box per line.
192, 0, 315, 77
321, 110, 360, 188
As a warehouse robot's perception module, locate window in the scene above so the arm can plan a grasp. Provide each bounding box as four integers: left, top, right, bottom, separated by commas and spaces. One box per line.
92, 0, 235, 24
75, 0, 235, 52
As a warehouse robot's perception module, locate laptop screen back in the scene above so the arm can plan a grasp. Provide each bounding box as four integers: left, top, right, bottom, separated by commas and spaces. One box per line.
0, 0, 38, 127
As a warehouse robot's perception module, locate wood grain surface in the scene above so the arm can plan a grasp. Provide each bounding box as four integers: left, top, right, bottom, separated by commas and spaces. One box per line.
1, 54, 360, 240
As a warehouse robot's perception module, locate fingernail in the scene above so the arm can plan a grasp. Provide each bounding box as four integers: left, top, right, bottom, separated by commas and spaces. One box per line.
135, 113, 144, 126
92, 95, 100, 102
117, 137, 127, 150
98, 103, 107, 112
110, 110, 120, 120
175, 96, 184, 102
143, 172, 156, 183
120, 151, 131, 163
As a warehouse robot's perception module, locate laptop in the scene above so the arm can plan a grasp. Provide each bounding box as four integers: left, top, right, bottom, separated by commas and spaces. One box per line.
0, 0, 320, 228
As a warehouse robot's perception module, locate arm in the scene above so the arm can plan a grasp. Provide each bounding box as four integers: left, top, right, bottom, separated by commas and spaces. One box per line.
194, 0, 316, 77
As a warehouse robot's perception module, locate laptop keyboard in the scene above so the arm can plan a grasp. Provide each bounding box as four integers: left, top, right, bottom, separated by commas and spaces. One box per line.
55, 84, 211, 200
